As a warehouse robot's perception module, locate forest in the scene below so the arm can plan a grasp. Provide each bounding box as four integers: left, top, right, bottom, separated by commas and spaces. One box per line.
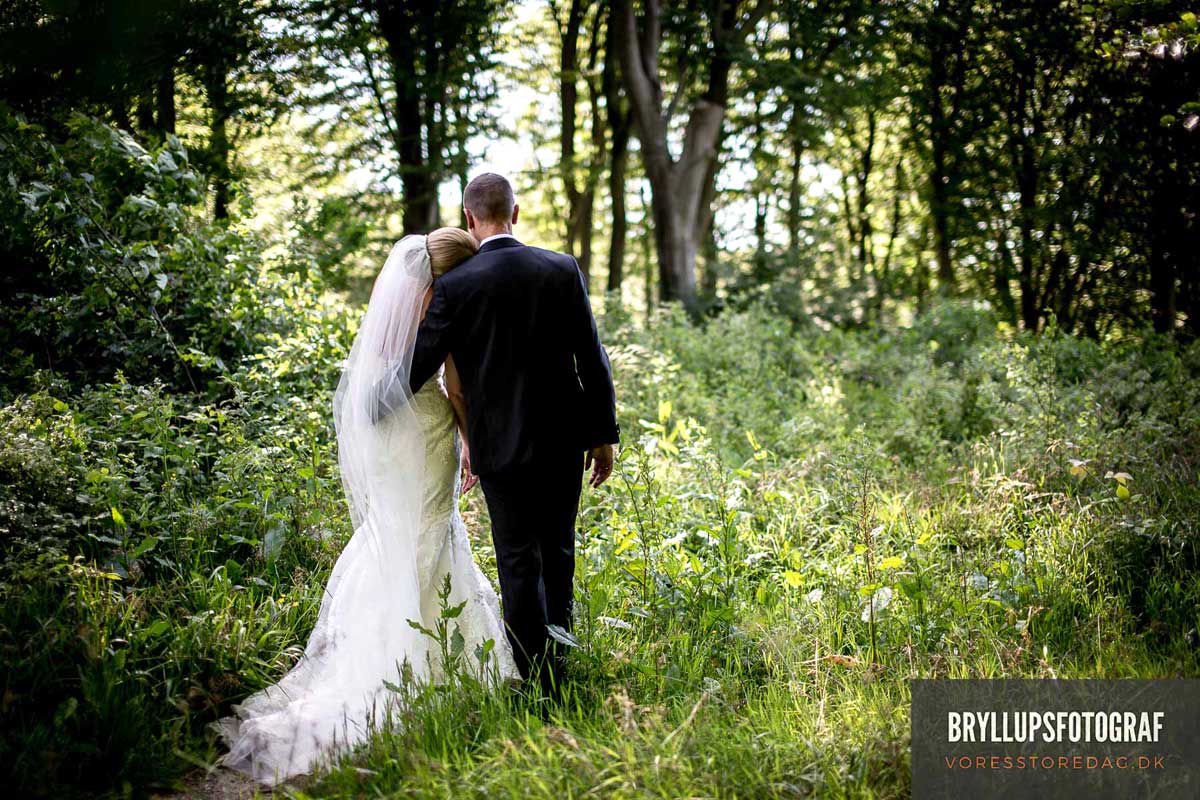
1, 0, 1198, 797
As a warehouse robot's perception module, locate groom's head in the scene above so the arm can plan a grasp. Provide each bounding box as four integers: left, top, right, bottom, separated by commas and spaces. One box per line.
463, 173, 518, 240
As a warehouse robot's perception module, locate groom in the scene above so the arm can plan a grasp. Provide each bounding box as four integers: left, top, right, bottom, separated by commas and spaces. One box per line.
408, 173, 619, 694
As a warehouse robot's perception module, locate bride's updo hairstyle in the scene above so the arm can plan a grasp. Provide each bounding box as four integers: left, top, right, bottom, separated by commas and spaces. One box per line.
427, 227, 477, 277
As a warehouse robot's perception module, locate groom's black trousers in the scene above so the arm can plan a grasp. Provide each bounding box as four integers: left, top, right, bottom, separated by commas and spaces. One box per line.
479, 449, 583, 689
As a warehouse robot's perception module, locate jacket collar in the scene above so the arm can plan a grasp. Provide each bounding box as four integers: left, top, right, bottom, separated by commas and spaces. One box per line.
477, 237, 524, 254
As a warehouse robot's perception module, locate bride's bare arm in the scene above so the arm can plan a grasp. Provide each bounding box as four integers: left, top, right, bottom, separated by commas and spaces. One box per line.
444, 355, 478, 491
444, 355, 468, 437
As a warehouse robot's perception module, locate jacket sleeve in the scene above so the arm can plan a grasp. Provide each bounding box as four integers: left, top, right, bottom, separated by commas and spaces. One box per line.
409, 279, 457, 396
567, 259, 620, 448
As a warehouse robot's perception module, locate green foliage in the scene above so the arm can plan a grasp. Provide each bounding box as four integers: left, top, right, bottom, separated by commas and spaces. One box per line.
0, 106, 334, 396
0, 111, 359, 795
5, 278, 1199, 795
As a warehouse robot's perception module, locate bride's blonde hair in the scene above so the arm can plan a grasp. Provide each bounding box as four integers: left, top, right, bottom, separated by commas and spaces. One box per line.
427, 227, 477, 277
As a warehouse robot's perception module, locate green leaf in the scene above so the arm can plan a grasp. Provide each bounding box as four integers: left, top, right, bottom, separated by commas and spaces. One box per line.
783, 570, 804, 588
546, 624, 580, 648
131, 536, 158, 558
111, 507, 126, 527
441, 600, 467, 619
407, 619, 434, 637
1116, 483, 1131, 500
144, 619, 170, 638
450, 628, 465, 658
475, 638, 495, 666
1005, 537, 1024, 550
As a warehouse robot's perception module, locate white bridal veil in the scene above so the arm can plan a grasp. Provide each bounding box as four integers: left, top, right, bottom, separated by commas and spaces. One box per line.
215, 236, 439, 784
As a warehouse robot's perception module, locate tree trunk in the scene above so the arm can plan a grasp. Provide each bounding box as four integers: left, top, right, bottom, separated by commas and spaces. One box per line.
111, 94, 132, 132
988, 201, 1019, 326
206, 67, 231, 220
1149, 195, 1178, 334
578, 1, 607, 290
1010, 73, 1041, 332
700, 127, 725, 299
136, 92, 155, 134
613, 0, 756, 314
603, 16, 629, 300
750, 98, 767, 282
788, 131, 803, 256
606, 130, 628, 295
375, 1, 444, 234
156, 67, 176, 135
877, 159, 905, 319
915, 219, 931, 314
558, 0, 587, 278
459, 169, 469, 229
927, 97, 955, 294
852, 109, 877, 286
923, 0, 961, 295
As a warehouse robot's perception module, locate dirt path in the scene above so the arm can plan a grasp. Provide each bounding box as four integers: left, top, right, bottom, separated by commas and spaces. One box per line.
153, 768, 268, 800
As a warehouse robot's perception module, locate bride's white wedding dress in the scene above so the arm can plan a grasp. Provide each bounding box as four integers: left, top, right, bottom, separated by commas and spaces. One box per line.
215, 237, 517, 785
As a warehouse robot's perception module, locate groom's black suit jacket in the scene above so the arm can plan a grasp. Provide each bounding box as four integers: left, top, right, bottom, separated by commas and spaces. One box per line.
409, 237, 619, 477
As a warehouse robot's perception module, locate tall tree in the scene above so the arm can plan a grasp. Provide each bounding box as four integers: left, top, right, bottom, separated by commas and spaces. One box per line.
551, 0, 599, 285
602, 3, 631, 301
613, 0, 769, 313
278, 1, 502, 234
187, 0, 284, 221
902, 0, 978, 296
369, 0, 501, 233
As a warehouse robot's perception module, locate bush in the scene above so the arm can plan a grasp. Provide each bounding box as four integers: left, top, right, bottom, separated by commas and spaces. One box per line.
0, 106, 308, 396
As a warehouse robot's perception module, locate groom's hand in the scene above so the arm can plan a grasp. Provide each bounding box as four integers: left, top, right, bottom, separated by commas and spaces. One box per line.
585, 444, 615, 488
461, 444, 479, 493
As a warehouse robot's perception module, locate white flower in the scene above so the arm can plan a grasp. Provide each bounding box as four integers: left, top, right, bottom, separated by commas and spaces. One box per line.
861, 587, 893, 622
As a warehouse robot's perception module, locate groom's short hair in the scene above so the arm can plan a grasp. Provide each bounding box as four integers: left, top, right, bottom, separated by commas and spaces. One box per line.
464, 173, 515, 223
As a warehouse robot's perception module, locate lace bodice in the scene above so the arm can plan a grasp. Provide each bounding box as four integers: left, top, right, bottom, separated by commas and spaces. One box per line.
410, 374, 458, 517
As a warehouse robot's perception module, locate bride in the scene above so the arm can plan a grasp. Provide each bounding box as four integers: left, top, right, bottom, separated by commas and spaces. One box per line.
215, 230, 518, 785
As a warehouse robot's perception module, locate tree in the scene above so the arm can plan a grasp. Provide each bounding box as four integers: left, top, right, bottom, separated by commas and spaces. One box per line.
278, 1, 502, 234
552, 0, 598, 286
602, 2, 632, 301
901, 0, 981, 297
613, 0, 769, 313
371, 1, 501, 232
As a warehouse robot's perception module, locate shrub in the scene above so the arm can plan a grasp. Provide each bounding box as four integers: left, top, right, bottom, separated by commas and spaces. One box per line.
0, 106, 307, 396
